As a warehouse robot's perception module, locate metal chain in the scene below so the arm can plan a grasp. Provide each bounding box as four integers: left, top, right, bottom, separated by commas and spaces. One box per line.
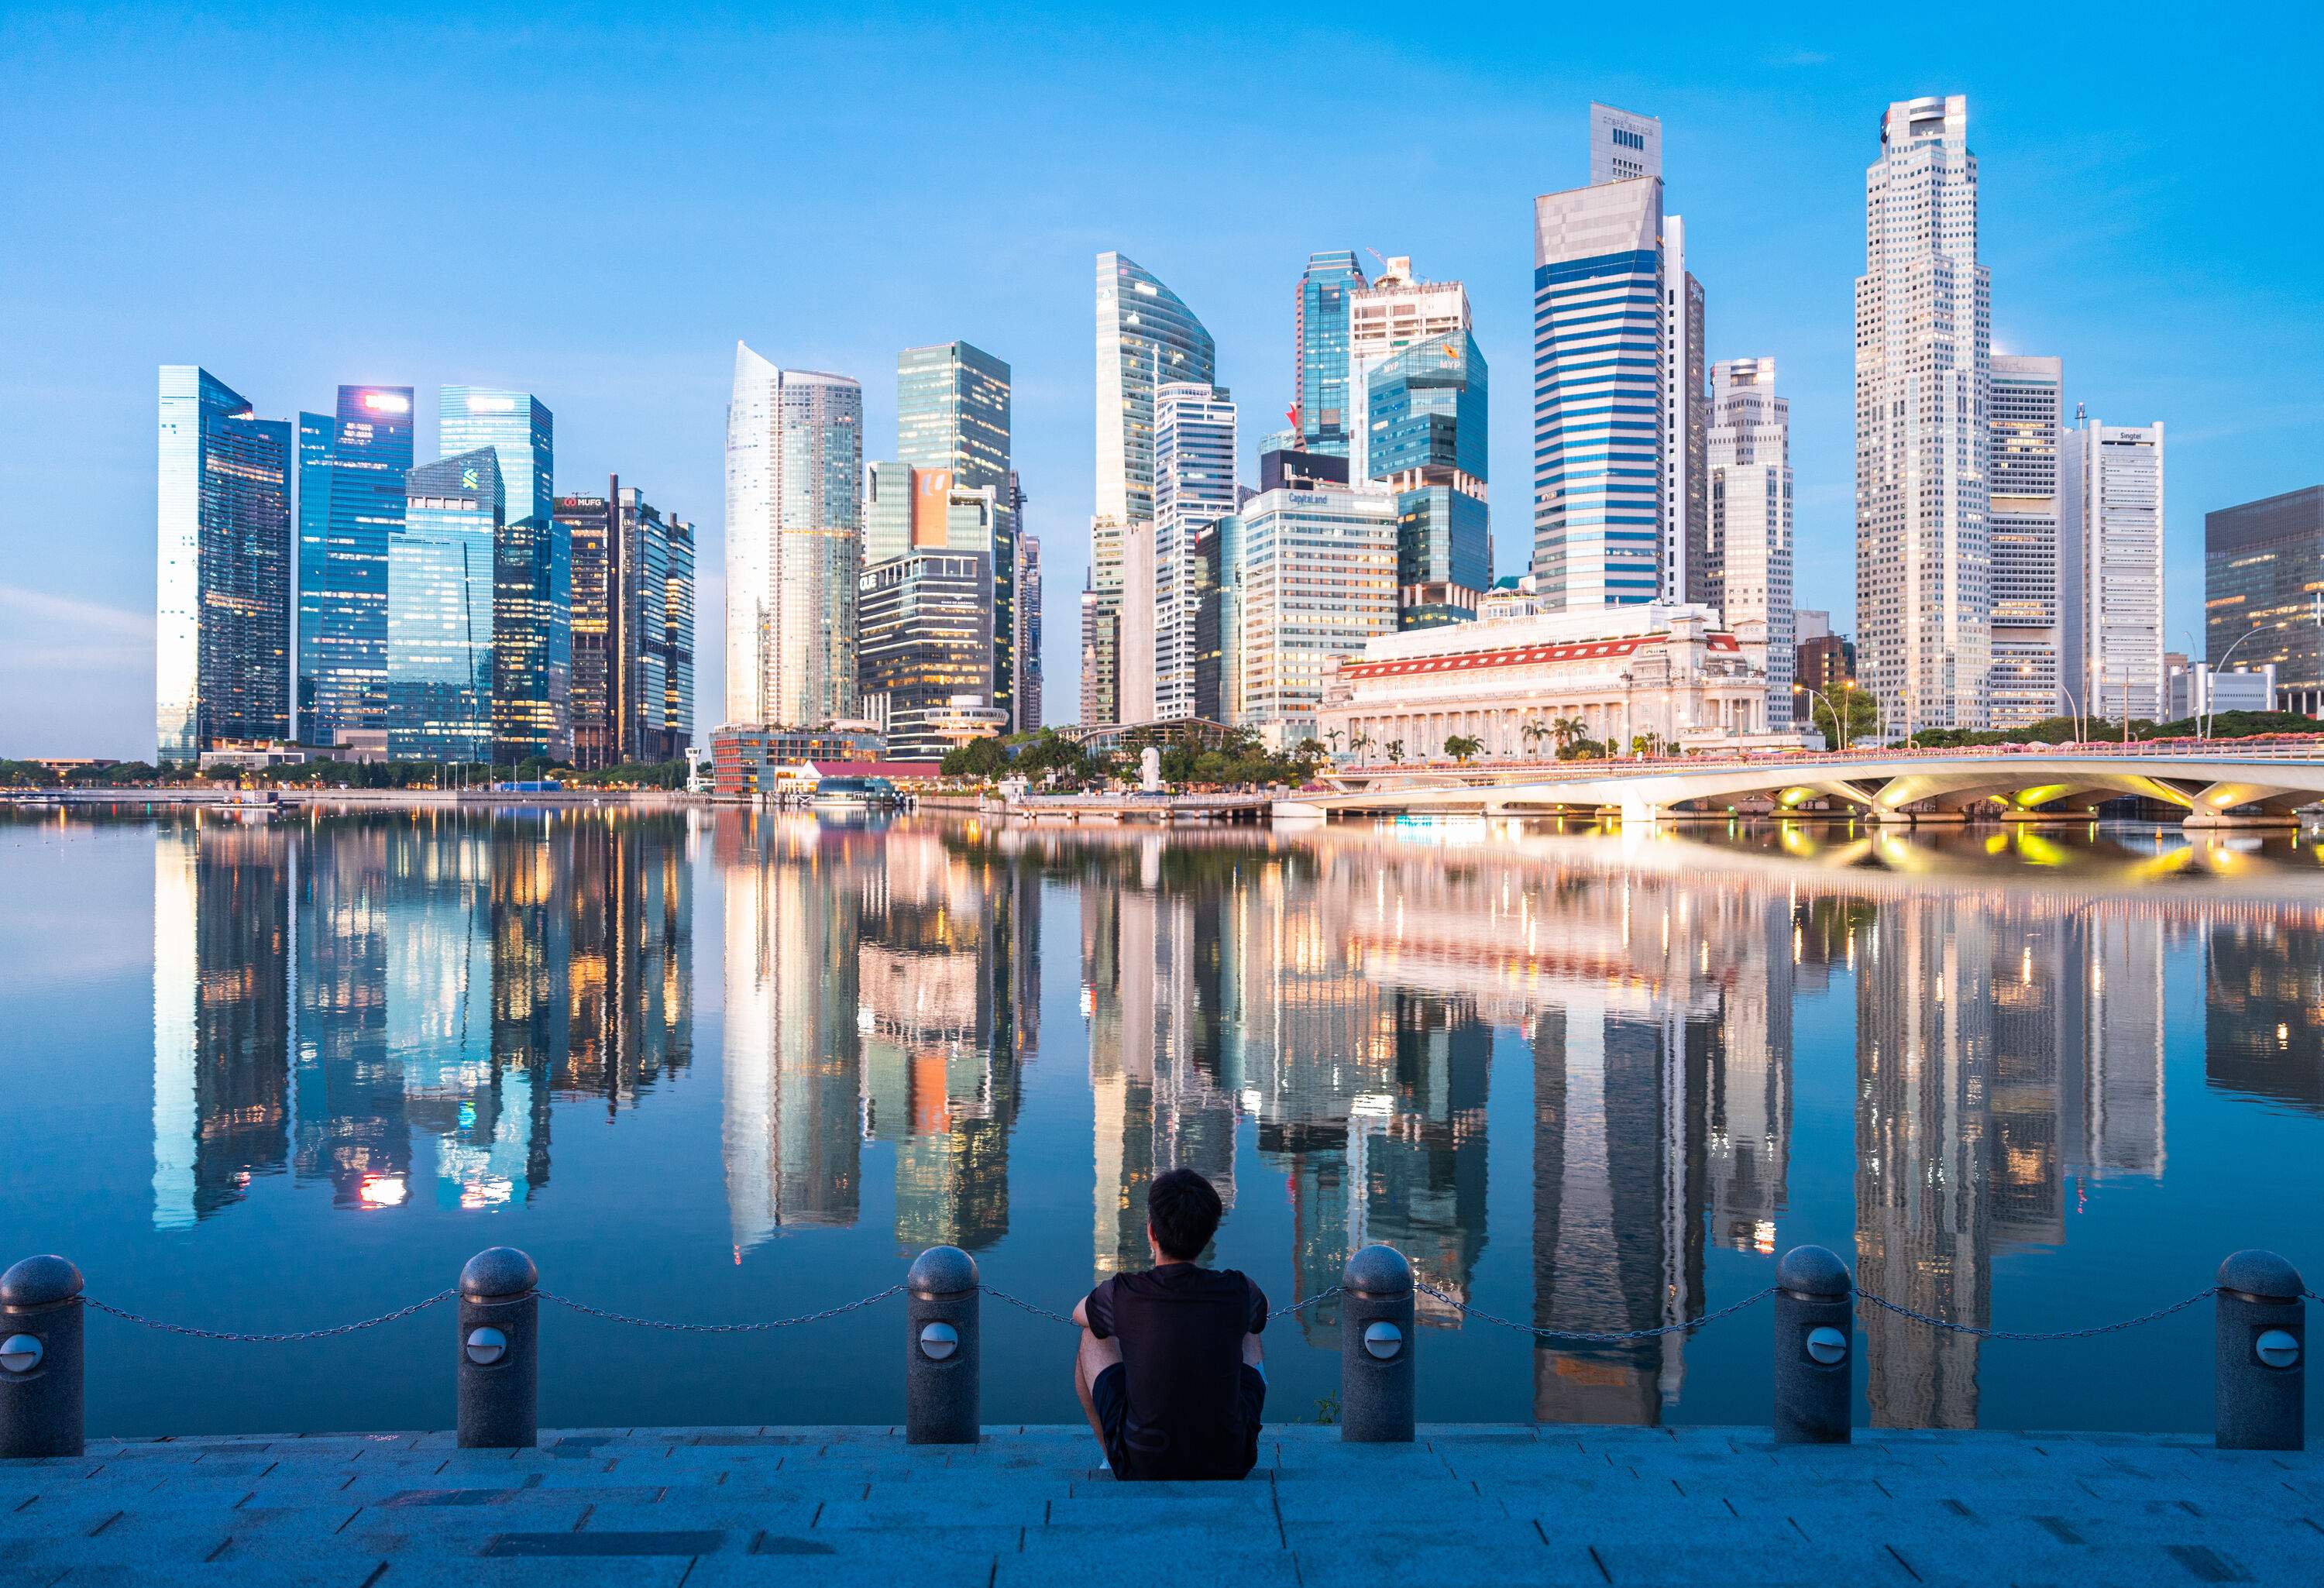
977, 1284, 1346, 1328
1412, 1281, 1776, 1343
537, 1285, 904, 1333
1852, 1287, 2217, 1341
84, 1290, 456, 1344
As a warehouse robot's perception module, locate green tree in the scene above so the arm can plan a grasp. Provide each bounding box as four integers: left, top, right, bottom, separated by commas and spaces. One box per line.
939, 737, 1011, 779
1518, 719, 1548, 758
1384, 739, 1405, 765
1444, 734, 1483, 765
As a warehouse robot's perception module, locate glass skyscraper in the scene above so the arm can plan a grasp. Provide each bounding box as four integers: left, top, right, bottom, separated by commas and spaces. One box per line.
898, 342, 1015, 727
1530, 177, 1665, 607
157, 366, 294, 763
435, 387, 565, 761
1366, 331, 1490, 601
439, 387, 552, 524
1294, 250, 1367, 457
724, 347, 862, 728
390, 449, 500, 762
297, 386, 413, 748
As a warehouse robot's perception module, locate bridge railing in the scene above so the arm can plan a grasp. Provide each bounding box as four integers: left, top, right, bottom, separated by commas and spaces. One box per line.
0, 1245, 2306, 1457
1338, 736, 2324, 780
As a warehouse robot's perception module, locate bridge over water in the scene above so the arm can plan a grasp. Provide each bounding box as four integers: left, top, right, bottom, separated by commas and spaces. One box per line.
1277, 742, 2324, 827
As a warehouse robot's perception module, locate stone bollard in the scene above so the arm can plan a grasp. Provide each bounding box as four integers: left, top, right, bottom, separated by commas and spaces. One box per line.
906, 1246, 979, 1445
2216, 1250, 2304, 1451
458, 1247, 538, 1449
0, 1256, 84, 1459
1339, 1245, 1415, 1442
1773, 1246, 1852, 1445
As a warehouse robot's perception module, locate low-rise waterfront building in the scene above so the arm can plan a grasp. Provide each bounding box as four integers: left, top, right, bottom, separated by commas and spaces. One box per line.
1318, 603, 1785, 761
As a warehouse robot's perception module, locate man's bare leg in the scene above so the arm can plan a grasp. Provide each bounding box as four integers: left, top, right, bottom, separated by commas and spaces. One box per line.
1074, 1328, 1122, 1442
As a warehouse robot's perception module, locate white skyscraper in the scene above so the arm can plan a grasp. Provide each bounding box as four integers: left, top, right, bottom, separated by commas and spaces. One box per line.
1707, 358, 1794, 723
1855, 95, 1992, 730
1346, 257, 1472, 485
2062, 417, 2166, 722
1150, 381, 1238, 721
1989, 356, 2065, 727
724, 345, 862, 728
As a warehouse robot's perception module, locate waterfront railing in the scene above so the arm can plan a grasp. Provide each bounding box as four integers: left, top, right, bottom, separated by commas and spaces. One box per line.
0, 1244, 2305, 1459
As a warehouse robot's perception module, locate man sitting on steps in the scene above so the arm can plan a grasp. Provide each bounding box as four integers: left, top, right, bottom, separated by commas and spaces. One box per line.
1072, 1167, 1268, 1480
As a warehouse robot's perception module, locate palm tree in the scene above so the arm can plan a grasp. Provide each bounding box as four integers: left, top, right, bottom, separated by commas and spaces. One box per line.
1445, 734, 1482, 765
1552, 716, 1587, 754
1385, 740, 1405, 765
1519, 718, 1548, 758
1349, 729, 1374, 762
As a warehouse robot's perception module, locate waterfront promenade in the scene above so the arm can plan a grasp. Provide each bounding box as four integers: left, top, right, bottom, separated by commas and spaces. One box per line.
5, 1421, 2320, 1586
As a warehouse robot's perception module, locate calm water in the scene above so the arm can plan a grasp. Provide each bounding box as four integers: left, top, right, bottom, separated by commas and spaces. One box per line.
2, 806, 2320, 1438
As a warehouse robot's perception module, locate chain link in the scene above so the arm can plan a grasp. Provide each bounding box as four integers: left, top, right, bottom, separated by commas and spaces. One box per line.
537, 1285, 904, 1333
84, 1290, 456, 1344
1851, 1287, 2216, 1341
1412, 1280, 1776, 1342
977, 1283, 1346, 1328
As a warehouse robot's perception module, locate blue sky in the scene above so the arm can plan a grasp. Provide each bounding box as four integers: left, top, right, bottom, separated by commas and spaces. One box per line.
5, 2, 2318, 756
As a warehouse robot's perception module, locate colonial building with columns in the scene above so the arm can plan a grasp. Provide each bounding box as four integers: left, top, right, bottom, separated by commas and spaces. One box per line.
1318, 603, 1802, 761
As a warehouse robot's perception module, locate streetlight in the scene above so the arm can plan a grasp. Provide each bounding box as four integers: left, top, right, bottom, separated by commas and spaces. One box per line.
2205, 624, 2271, 741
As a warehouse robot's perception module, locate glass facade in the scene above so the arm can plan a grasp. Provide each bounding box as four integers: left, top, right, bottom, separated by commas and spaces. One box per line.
1294, 250, 1366, 457
2205, 486, 2324, 717
1367, 331, 1490, 601
858, 550, 996, 759
157, 366, 294, 763
1532, 180, 1665, 609
1236, 486, 1399, 744
390, 449, 500, 762
1092, 252, 1215, 570
492, 497, 572, 764
899, 342, 1015, 728
724, 348, 861, 728
438, 387, 552, 524
1152, 382, 1238, 720
297, 386, 412, 748
555, 484, 696, 766
554, 490, 619, 768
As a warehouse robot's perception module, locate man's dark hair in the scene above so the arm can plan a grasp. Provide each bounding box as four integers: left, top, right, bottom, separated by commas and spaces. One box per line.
1147, 1168, 1223, 1262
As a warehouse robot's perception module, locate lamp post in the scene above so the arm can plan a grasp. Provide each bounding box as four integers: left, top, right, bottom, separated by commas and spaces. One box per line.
2205, 624, 2269, 741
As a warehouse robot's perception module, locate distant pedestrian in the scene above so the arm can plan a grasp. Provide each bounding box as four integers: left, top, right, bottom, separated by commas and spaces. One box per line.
1071, 1168, 1267, 1480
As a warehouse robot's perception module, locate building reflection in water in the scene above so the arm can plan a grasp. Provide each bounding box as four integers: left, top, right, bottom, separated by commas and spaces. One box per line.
153, 809, 693, 1228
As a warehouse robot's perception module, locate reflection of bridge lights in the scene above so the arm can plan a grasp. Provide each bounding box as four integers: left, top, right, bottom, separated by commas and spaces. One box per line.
1753, 1219, 1776, 1254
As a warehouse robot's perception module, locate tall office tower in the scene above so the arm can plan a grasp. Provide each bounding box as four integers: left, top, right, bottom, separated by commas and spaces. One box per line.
1531, 174, 1664, 607
725, 346, 863, 727
1150, 381, 1239, 719
899, 342, 1015, 726
1294, 250, 1367, 456
1016, 514, 1043, 732
438, 387, 552, 524
150, 822, 293, 1228
2205, 486, 2324, 717
157, 366, 294, 763
1191, 514, 1239, 723
1346, 257, 1472, 485
858, 460, 1002, 757
1590, 100, 1662, 184
2062, 418, 2166, 721
390, 449, 501, 762
1855, 95, 1992, 731
297, 385, 413, 748
1988, 357, 2065, 727
1585, 105, 1705, 606
1706, 358, 1794, 721
1091, 253, 1215, 724
559, 482, 697, 765
1364, 331, 1490, 620
492, 493, 571, 764
1236, 481, 1399, 747
1118, 523, 1158, 724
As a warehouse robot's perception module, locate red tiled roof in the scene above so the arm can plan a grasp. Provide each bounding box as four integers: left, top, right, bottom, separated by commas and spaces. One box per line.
1342, 631, 1740, 681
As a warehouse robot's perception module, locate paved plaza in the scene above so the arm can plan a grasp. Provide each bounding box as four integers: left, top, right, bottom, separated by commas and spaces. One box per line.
2, 1423, 2319, 1586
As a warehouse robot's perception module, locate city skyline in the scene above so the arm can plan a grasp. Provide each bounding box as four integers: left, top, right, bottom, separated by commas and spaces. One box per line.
9, 12, 2319, 753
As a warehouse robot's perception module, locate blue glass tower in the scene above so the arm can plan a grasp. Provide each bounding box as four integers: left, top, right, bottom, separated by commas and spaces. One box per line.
390, 449, 501, 762
437, 387, 567, 761
1531, 179, 1665, 607
1294, 250, 1366, 457
1367, 331, 1491, 602
157, 366, 294, 763
297, 386, 413, 748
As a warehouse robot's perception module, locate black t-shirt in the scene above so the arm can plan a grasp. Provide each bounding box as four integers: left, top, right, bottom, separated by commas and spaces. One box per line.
1084, 1263, 1268, 1479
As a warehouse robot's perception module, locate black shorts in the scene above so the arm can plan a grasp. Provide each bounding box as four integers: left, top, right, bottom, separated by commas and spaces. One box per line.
1090, 1362, 1266, 1481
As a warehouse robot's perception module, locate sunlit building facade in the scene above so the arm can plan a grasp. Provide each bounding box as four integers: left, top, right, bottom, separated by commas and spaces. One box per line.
157, 366, 294, 763
1366, 331, 1490, 610
389, 449, 500, 762
297, 385, 413, 748
1855, 95, 1993, 730
899, 342, 1016, 727
1151, 381, 1239, 721
1235, 483, 1399, 747
2063, 419, 2166, 722
1294, 250, 1367, 457
1346, 256, 1471, 487
726, 348, 862, 728
1988, 356, 2064, 727
1705, 358, 1794, 722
